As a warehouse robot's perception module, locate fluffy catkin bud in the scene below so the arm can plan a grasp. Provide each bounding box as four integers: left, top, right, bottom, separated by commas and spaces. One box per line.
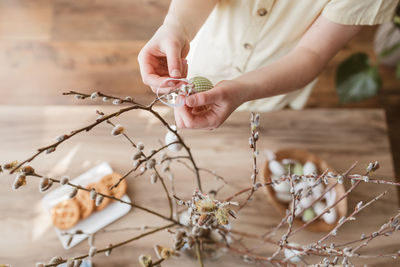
39, 177, 52, 193
150, 173, 157, 184
66, 235, 73, 246
60, 176, 70, 185
132, 151, 142, 161
137, 142, 145, 151
49, 256, 64, 264
95, 195, 104, 206
66, 260, 74, 267
102, 97, 109, 102
112, 99, 122, 105
73, 259, 82, 267
12, 173, 26, 190
22, 166, 34, 175
105, 244, 113, 256
146, 159, 156, 169
69, 188, 78, 199
88, 246, 97, 258
46, 147, 56, 154
90, 188, 97, 200
125, 96, 132, 101
111, 124, 124, 136
90, 92, 99, 99
35, 263, 45, 267
56, 134, 68, 142
138, 254, 152, 267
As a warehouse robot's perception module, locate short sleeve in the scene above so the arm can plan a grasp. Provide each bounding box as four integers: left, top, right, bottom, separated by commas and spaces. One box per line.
322, 0, 398, 25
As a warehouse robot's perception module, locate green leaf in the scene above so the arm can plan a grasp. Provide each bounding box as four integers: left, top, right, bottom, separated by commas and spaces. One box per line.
396, 62, 400, 79
336, 53, 382, 104
379, 42, 400, 58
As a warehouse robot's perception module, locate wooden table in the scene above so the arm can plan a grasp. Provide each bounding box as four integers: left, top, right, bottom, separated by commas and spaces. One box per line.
0, 106, 398, 266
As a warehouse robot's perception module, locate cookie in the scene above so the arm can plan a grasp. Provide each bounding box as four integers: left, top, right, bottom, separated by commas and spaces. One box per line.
87, 182, 111, 211
75, 189, 95, 219
51, 199, 80, 230
100, 173, 127, 199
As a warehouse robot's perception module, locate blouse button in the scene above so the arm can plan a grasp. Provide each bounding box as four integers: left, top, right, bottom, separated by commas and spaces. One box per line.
243, 43, 252, 50
257, 8, 268, 16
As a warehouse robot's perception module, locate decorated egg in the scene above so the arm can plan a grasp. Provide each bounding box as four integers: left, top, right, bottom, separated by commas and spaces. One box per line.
189, 76, 214, 93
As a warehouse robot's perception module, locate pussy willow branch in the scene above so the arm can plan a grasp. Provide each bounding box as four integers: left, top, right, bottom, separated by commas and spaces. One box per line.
9, 104, 143, 174
317, 191, 387, 244
30, 172, 179, 224
351, 212, 400, 254
290, 165, 375, 237
269, 176, 297, 262
296, 161, 358, 218
11, 90, 202, 190
106, 119, 174, 219
238, 113, 258, 210
45, 223, 175, 267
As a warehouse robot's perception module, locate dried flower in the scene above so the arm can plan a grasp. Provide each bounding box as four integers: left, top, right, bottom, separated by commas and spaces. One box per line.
88, 246, 97, 258
90, 92, 99, 99
60, 176, 70, 185
95, 195, 104, 206
138, 254, 152, 267
216, 207, 230, 225
12, 173, 26, 190
21, 166, 35, 175
69, 188, 78, 199
3, 160, 18, 170
196, 198, 216, 213
111, 124, 125, 136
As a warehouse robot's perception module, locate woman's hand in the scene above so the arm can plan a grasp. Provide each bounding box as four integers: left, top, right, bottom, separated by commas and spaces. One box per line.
138, 20, 190, 92
174, 80, 246, 129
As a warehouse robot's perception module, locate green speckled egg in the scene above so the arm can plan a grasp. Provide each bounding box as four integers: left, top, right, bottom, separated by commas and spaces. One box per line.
189, 76, 214, 93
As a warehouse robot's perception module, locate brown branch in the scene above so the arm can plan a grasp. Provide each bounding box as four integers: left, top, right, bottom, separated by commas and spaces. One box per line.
44, 223, 175, 267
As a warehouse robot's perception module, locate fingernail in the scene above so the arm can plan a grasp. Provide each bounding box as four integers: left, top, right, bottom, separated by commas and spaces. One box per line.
171, 69, 181, 77
186, 96, 194, 107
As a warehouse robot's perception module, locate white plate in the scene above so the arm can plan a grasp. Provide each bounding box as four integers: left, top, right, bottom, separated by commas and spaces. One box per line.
41, 162, 132, 249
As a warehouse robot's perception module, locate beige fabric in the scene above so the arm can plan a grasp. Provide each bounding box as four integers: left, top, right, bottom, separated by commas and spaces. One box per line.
187, 0, 398, 112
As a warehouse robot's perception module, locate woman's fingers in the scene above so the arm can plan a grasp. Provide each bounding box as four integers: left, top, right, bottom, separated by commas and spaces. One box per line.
164, 41, 183, 78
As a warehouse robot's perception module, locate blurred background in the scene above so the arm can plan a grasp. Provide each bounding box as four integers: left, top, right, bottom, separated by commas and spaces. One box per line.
0, 0, 399, 175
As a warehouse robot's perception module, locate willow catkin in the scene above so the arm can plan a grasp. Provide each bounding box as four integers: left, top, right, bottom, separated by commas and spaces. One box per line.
69, 188, 78, 199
